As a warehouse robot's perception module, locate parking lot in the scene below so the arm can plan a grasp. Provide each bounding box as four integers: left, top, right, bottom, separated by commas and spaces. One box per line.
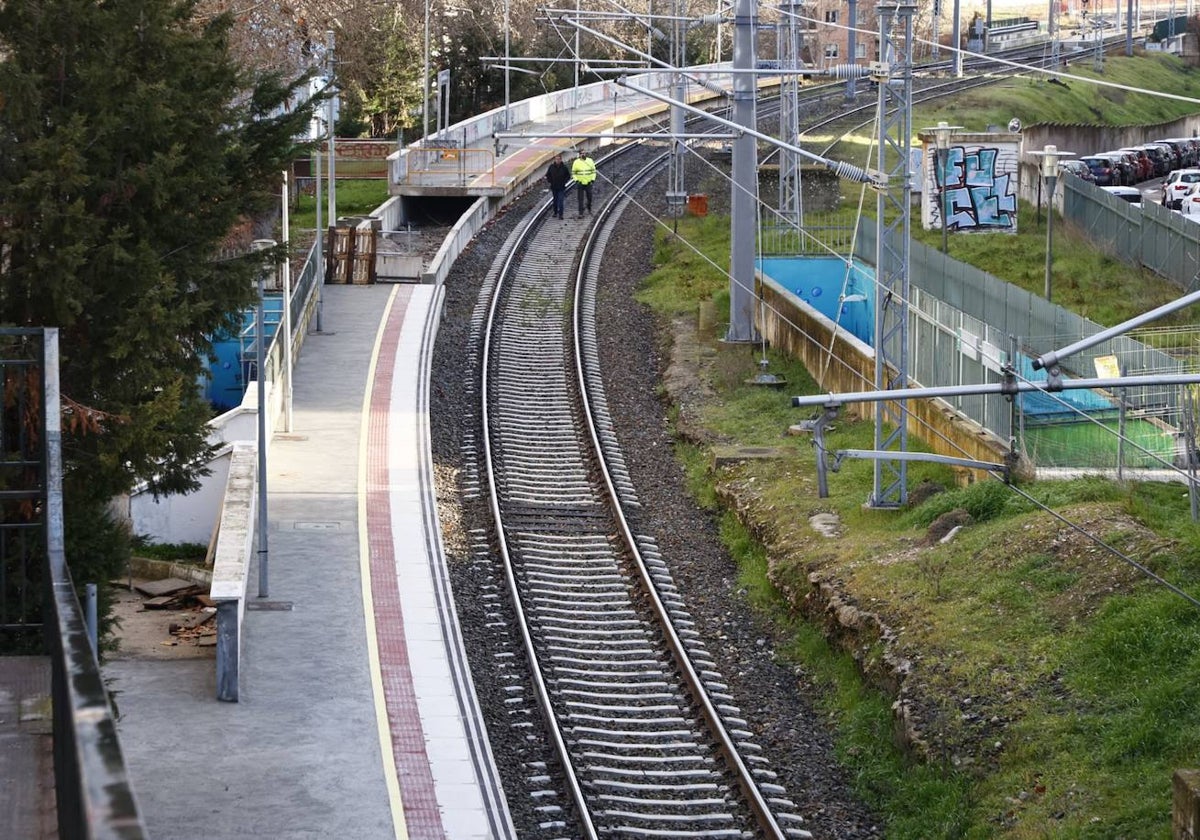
1069, 137, 1200, 213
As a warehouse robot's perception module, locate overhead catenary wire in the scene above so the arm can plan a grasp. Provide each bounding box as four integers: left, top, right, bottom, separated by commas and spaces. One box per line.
549, 7, 1200, 610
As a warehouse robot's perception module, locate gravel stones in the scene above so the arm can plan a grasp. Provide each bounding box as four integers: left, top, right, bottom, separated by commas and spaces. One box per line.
431, 172, 883, 837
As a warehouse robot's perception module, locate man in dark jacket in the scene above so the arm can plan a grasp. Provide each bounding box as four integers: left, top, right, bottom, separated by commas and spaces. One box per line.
545, 153, 570, 219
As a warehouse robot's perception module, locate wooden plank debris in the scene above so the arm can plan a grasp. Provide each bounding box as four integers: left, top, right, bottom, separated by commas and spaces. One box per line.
134, 577, 196, 598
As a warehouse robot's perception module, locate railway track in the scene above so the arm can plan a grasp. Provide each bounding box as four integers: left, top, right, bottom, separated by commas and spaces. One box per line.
473, 146, 815, 838
802, 43, 1076, 153
450, 53, 1047, 837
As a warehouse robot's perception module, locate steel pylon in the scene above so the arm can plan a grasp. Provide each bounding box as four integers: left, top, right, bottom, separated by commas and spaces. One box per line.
871, 2, 915, 508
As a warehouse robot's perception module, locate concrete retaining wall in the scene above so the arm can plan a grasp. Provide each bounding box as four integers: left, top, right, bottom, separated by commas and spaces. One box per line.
210, 441, 258, 702
758, 276, 1011, 481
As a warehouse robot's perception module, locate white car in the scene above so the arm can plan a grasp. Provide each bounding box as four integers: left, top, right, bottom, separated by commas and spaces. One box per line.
1100, 185, 1142, 208
1180, 182, 1200, 215
1161, 168, 1200, 209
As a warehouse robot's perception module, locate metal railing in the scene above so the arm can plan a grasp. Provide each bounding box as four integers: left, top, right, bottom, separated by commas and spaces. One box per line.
48, 557, 150, 839
0, 328, 148, 839
399, 146, 496, 187
760, 216, 858, 256
237, 241, 322, 402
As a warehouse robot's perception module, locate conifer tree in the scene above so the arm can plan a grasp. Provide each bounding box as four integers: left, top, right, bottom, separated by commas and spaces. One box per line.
0, 0, 316, 507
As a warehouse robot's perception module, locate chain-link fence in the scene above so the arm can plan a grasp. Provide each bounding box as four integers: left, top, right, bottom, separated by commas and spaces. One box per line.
849, 219, 1193, 473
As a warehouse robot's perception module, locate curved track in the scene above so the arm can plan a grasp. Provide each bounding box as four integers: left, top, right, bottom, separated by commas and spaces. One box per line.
478, 148, 813, 838
466, 50, 1059, 835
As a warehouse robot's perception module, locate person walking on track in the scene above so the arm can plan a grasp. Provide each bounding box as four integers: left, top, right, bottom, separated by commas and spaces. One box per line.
545, 153, 570, 219
571, 150, 596, 218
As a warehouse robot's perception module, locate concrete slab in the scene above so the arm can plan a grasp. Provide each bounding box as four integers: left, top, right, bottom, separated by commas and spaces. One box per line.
0, 657, 54, 840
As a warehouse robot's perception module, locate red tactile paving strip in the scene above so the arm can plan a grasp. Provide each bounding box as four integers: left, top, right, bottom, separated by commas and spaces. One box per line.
365, 284, 447, 839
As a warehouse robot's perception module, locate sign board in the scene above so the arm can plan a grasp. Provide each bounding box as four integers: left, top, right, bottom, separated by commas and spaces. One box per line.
1093, 354, 1121, 378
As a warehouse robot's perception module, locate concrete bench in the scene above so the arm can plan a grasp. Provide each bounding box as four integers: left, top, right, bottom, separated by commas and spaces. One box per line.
210, 442, 258, 702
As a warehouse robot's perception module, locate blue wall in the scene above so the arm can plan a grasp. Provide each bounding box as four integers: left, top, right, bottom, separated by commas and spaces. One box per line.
759, 256, 1112, 419
758, 256, 875, 344
205, 296, 284, 413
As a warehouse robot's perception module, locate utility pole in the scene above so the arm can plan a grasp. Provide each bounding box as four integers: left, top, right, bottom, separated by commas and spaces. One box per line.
281, 172, 293, 433
932, 0, 941, 58
951, 0, 962, 76
423, 0, 431, 140
250, 239, 275, 598
871, 1, 916, 508
778, 0, 805, 235
667, 0, 687, 215
326, 30, 337, 227
725, 0, 759, 343
315, 105, 324, 333
575, 0, 582, 109
847, 0, 858, 101
504, 0, 511, 129
1050, 0, 1061, 67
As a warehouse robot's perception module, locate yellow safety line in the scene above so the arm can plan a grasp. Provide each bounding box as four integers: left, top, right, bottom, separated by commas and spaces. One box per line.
357, 283, 410, 840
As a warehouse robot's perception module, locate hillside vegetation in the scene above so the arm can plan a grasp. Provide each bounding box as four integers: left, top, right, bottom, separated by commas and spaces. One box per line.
644, 53, 1200, 838
928, 50, 1200, 129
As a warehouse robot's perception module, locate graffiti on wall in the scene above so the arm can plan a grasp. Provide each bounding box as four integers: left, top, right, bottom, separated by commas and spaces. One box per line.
929, 145, 1018, 233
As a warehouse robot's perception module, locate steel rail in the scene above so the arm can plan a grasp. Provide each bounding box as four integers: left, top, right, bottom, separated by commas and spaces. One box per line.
479, 204, 600, 839
572, 157, 791, 839
479, 98, 803, 834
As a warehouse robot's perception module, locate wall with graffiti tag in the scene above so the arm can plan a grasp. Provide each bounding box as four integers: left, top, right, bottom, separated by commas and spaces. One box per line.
920, 132, 1021, 235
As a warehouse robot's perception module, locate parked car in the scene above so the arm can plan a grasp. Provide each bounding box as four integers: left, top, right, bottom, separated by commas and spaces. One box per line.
1132, 143, 1171, 177
1159, 137, 1200, 168
1058, 159, 1095, 182
1161, 168, 1200, 208
1079, 155, 1122, 186
1101, 185, 1143, 207
1151, 138, 1189, 170
1180, 138, 1200, 167
1180, 182, 1200, 215
1099, 151, 1137, 184
1145, 141, 1180, 174
1117, 148, 1155, 181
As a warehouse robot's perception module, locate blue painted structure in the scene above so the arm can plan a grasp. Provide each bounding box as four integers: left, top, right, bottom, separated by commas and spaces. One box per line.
758, 256, 1113, 419
204, 295, 284, 413
757, 256, 875, 343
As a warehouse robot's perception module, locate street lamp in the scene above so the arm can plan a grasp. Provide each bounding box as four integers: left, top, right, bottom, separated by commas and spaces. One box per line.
423, 0, 431, 142
1032, 144, 1073, 302
951, 0, 963, 77
326, 30, 337, 226
504, 0, 511, 130
922, 121, 962, 254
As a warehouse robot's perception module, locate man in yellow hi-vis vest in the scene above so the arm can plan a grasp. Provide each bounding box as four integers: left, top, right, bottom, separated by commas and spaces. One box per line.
571, 151, 596, 218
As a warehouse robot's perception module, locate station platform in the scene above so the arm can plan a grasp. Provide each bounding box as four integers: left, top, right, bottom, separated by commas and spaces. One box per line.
106, 283, 512, 840
98, 74, 744, 839
389, 67, 739, 200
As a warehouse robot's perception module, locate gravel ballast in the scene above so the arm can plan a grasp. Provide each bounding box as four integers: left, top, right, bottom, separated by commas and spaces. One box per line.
430, 174, 884, 838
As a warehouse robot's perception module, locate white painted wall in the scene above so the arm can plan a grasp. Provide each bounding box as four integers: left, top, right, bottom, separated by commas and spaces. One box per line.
921, 131, 1022, 234
126, 381, 276, 546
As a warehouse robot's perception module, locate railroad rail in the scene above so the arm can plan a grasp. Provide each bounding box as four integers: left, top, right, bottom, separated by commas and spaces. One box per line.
809, 42, 1087, 155
463, 52, 1050, 835
478, 144, 812, 838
